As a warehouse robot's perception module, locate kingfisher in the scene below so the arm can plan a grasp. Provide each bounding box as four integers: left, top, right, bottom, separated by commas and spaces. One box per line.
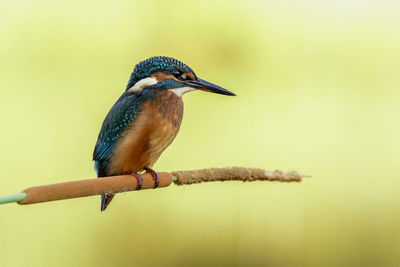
93, 56, 235, 211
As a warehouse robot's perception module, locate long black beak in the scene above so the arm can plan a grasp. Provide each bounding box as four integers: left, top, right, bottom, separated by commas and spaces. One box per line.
185, 78, 236, 96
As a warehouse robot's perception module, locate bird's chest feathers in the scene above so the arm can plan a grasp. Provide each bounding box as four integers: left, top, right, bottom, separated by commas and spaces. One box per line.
109, 90, 183, 174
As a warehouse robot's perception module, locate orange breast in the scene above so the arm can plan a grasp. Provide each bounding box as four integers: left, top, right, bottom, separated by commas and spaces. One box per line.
108, 90, 183, 175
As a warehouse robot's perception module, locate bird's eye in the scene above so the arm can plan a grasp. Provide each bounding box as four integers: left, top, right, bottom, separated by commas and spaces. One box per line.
172, 70, 183, 79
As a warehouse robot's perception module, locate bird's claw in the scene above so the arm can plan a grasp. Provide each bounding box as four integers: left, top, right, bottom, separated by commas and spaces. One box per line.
144, 167, 160, 189
130, 172, 143, 190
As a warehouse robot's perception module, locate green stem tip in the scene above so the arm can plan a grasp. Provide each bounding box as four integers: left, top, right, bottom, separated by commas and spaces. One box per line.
0, 192, 27, 205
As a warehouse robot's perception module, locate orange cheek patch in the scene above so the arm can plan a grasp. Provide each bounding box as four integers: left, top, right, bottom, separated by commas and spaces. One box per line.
186, 72, 196, 80
151, 72, 174, 82
152, 71, 196, 83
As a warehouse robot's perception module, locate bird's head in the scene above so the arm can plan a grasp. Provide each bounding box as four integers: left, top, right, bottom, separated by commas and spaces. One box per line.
125, 56, 235, 97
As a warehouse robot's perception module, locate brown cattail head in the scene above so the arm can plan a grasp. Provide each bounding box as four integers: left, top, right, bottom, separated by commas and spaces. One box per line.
172, 167, 309, 185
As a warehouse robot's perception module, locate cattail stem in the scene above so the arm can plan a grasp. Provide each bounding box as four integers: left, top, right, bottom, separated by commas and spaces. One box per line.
0, 167, 309, 206
0, 192, 27, 204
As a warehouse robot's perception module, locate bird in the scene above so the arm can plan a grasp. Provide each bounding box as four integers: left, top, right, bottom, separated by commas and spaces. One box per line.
93, 56, 235, 211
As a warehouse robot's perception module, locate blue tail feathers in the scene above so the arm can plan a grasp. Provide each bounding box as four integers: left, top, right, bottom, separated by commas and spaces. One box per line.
95, 160, 113, 212
101, 193, 114, 212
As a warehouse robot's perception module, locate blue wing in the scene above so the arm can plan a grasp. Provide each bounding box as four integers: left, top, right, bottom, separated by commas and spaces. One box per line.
93, 91, 150, 177
93, 89, 155, 211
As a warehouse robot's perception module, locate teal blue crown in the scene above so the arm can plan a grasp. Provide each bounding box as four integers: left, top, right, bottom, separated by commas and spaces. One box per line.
126, 56, 194, 90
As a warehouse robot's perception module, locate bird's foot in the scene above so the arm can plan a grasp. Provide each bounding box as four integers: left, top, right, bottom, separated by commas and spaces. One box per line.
144, 167, 160, 189
130, 172, 143, 190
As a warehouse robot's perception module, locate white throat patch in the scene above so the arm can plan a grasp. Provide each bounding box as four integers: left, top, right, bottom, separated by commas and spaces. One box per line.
127, 77, 158, 92
170, 87, 196, 97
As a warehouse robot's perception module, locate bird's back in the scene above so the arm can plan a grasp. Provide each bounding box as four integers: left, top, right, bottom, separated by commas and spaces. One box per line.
93, 89, 151, 173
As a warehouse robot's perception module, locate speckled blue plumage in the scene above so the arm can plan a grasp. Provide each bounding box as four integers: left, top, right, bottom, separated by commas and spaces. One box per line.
93, 89, 155, 176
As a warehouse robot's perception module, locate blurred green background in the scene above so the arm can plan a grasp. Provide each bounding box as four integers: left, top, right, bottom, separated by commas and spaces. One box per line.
0, 0, 399, 266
